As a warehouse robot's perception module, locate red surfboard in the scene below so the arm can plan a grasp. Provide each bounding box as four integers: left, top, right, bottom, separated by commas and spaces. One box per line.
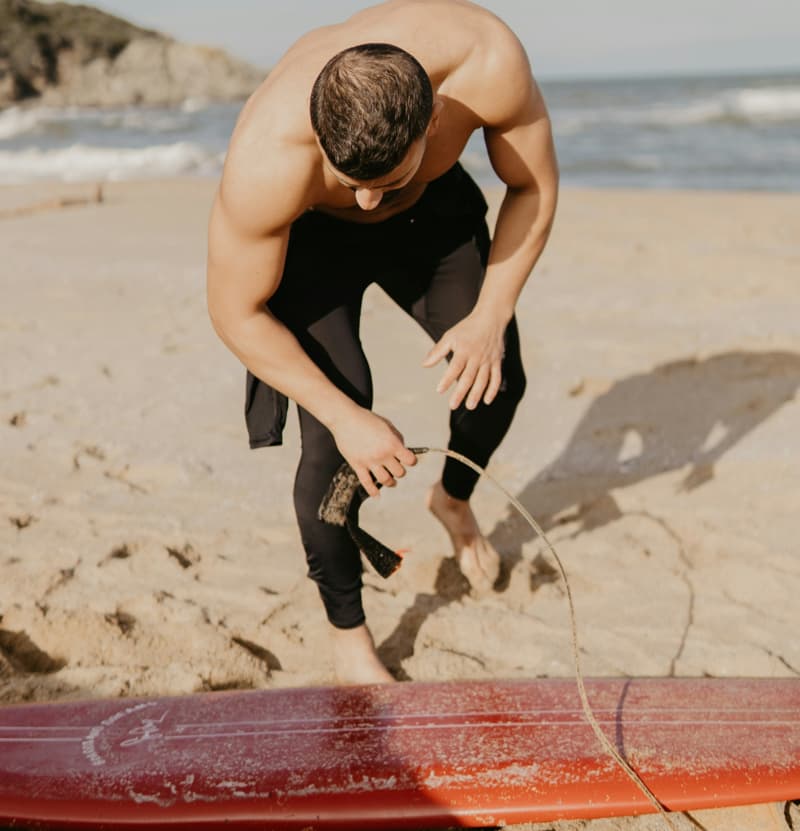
1, 677, 798, 829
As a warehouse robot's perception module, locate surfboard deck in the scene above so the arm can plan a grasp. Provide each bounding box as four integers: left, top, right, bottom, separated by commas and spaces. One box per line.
1, 677, 798, 829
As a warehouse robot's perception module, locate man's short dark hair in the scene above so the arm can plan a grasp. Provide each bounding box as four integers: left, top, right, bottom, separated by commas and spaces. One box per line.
310, 43, 434, 181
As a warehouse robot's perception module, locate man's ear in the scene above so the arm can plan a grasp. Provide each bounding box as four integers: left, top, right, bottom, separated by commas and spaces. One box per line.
427, 97, 444, 137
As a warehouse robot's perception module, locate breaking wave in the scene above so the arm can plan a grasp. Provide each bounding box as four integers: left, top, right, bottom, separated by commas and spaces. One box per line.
0, 142, 223, 184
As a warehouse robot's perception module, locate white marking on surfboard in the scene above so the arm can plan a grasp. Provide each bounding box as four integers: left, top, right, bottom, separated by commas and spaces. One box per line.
1, 716, 795, 749
118, 710, 169, 747
156, 721, 795, 744
0, 702, 800, 747
79, 701, 159, 766
170, 703, 799, 728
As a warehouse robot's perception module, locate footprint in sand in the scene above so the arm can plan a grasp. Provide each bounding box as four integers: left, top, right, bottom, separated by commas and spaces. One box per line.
0, 629, 65, 674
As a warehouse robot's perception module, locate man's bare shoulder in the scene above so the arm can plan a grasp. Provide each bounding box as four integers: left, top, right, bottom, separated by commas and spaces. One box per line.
257, 0, 533, 110
450, 10, 544, 127
216, 92, 319, 239
337, 1, 544, 126
212, 20, 349, 238
212, 0, 542, 238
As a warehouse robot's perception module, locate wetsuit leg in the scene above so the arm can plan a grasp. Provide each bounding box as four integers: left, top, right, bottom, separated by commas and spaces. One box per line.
378, 225, 526, 500
265, 220, 374, 630
244, 164, 523, 627
292, 304, 372, 630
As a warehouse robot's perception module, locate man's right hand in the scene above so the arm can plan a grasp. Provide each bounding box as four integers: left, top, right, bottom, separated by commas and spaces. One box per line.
331, 406, 417, 498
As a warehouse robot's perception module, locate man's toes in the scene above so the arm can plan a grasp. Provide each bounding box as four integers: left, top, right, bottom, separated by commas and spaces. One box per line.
459, 547, 498, 596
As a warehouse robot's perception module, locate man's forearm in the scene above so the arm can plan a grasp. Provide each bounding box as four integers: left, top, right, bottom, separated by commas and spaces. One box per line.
211, 308, 360, 433
475, 183, 557, 322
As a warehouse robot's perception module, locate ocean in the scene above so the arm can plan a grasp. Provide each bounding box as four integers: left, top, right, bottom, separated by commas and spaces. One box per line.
1, 70, 799, 191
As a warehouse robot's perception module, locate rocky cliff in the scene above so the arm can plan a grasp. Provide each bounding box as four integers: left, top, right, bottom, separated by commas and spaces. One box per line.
0, 0, 264, 108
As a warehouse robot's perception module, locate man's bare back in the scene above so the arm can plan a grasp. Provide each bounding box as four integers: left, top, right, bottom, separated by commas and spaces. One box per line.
221, 0, 550, 225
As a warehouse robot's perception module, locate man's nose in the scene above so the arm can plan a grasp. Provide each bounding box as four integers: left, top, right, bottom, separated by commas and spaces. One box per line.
355, 188, 383, 210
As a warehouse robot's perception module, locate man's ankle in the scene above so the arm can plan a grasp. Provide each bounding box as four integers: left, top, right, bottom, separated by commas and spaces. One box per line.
330, 623, 395, 685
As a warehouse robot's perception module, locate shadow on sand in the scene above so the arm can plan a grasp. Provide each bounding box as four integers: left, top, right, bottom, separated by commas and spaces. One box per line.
488, 349, 800, 581
379, 349, 800, 670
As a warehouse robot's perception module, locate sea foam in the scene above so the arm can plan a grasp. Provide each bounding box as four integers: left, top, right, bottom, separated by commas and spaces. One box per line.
0, 142, 223, 184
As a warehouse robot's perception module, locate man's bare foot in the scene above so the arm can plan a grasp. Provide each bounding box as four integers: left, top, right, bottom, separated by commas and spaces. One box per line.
330, 623, 396, 685
427, 480, 501, 595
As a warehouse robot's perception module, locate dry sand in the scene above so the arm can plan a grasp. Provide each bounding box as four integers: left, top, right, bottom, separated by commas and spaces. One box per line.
1, 178, 798, 829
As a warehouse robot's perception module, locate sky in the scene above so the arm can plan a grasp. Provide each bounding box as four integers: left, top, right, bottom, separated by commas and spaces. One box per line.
81, 0, 800, 80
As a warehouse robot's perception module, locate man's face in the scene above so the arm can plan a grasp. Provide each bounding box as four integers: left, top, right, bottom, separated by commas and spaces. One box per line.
326, 137, 427, 211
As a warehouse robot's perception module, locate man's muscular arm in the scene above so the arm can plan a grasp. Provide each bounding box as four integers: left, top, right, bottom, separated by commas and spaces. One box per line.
424, 26, 559, 411
206, 150, 415, 496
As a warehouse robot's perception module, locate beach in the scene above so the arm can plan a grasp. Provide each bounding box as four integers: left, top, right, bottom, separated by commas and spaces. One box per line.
1, 179, 798, 828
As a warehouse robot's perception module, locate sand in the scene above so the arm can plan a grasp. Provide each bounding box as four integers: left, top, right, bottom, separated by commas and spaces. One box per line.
1, 178, 798, 829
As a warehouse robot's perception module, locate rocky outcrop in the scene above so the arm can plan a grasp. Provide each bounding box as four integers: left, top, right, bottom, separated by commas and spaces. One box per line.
0, 0, 264, 108
39, 37, 266, 107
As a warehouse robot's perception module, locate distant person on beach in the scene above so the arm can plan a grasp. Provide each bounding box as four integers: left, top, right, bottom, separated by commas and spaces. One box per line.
206, 0, 558, 684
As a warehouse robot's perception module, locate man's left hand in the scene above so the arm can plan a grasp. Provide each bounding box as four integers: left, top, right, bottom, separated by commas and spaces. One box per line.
422, 310, 507, 410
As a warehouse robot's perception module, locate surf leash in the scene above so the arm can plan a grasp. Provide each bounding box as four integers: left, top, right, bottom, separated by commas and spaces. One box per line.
320, 447, 679, 831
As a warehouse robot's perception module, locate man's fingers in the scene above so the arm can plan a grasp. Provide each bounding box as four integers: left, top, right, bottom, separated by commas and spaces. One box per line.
448, 362, 478, 410
371, 465, 396, 487
386, 457, 407, 480
465, 365, 491, 410
483, 363, 503, 405
358, 453, 418, 498
356, 466, 380, 498
422, 338, 452, 368
436, 354, 467, 394
398, 446, 418, 467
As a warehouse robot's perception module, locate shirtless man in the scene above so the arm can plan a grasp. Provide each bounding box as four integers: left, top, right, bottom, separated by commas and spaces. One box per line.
206, 0, 558, 684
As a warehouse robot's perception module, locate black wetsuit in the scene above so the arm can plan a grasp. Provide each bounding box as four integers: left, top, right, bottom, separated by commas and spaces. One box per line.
244, 163, 526, 629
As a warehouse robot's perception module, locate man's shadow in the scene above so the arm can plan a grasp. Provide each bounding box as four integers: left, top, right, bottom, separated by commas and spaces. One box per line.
379, 350, 800, 671
490, 349, 800, 583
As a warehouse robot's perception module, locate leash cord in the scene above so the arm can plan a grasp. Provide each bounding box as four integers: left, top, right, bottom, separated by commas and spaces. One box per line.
412, 446, 679, 831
